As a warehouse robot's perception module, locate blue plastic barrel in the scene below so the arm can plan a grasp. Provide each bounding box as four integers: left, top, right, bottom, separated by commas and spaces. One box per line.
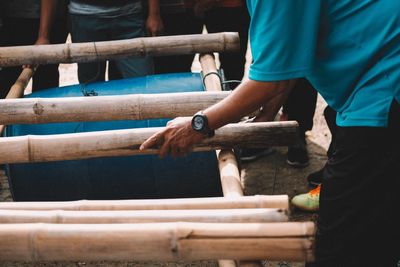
5, 73, 222, 201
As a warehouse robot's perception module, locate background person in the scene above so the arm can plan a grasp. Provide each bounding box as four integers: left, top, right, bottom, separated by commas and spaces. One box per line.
0, 0, 68, 97
155, 0, 249, 90
68, 0, 163, 84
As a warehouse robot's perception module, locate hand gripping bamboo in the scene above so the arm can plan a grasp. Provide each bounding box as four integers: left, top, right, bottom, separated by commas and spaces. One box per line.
0, 121, 298, 164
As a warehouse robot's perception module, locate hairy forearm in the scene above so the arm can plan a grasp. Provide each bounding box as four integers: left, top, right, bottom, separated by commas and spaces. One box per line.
203, 79, 295, 129
38, 0, 58, 41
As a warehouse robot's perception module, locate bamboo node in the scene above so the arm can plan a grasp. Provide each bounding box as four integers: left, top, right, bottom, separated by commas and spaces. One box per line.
65, 43, 72, 63
29, 223, 40, 261
139, 39, 146, 57
33, 102, 44, 116
27, 135, 34, 162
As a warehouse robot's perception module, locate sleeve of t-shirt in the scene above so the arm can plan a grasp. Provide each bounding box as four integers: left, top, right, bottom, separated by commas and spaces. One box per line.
248, 0, 321, 82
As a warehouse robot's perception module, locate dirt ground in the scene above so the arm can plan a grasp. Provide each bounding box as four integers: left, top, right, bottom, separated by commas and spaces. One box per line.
0, 48, 330, 267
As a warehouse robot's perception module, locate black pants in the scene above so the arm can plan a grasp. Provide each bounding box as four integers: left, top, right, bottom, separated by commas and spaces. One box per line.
282, 79, 318, 140
0, 17, 68, 97
307, 101, 400, 266
155, 6, 250, 89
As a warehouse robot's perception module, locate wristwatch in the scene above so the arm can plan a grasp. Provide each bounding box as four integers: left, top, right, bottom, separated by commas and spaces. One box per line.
191, 111, 215, 137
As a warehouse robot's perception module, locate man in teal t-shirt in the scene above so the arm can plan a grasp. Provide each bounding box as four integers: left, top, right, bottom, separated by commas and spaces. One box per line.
140, 1, 400, 265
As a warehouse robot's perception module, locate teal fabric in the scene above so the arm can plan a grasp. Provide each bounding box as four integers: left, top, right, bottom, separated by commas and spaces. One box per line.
247, 0, 400, 127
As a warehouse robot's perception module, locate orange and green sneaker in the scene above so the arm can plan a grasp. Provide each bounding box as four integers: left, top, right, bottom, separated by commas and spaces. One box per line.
291, 185, 321, 212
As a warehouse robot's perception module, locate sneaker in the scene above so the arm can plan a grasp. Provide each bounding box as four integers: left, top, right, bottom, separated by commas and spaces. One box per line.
307, 168, 324, 187
291, 185, 320, 212
239, 147, 275, 162
287, 144, 309, 168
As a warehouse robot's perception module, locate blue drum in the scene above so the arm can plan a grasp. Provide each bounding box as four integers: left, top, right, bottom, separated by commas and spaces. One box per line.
5, 73, 222, 201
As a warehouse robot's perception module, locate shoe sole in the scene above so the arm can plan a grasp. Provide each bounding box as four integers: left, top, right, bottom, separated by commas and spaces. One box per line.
291, 202, 319, 212
286, 159, 309, 168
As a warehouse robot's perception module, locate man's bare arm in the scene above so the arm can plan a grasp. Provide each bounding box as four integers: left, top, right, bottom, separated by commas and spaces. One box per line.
36, 0, 59, 45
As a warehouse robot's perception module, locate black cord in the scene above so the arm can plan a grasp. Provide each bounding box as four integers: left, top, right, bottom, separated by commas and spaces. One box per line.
201, 71, 223, 87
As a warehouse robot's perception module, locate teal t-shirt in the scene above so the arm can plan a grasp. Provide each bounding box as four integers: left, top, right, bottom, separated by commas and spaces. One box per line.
247, 0, 400, 127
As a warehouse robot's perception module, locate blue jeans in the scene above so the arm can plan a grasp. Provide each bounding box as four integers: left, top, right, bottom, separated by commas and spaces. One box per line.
70, 13, 153, 84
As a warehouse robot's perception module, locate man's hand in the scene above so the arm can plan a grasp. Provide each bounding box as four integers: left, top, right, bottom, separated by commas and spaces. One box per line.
194, 0, 218, 18
146, 0, 164, 37
140, 117, 205, 158
34, 36, 50, 46
146, 14, 164, 37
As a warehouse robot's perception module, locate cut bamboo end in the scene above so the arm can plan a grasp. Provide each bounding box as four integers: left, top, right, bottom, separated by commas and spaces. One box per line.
0, 195, 289, 211
0, 222, 315, 262
0, 208, 288, 224
0, 91, 230, 125
0, 121, 298, 164
0, 33, 239, 67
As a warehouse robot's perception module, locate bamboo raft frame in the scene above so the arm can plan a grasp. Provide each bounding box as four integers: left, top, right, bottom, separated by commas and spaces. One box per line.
0, 36, 315, 264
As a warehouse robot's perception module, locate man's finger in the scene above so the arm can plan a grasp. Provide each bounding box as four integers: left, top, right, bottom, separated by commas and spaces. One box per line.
140, 132, 163, 150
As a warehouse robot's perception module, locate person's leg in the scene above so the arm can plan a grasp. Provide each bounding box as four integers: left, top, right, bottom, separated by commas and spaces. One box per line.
204, 6, 249, 88
109, 12, 153, 79
154, 10, 203, 74
32, 17, 69, 91
307, 106, 337, 187
283, 79, 318, 167
69, 14, 107, 84
312, 101, 400, 266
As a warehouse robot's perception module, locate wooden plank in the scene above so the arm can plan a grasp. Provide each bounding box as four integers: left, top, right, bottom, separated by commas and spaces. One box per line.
0, 91, 230, 124
0, 222, 315, 262
0, 33, 239, 67
0, 121, 298, 164
0, 195, 289, 211
0, 208, 288, 224
200, 54, 244, 199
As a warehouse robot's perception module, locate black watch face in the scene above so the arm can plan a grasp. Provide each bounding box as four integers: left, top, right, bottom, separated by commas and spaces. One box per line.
193, 115, 205, 131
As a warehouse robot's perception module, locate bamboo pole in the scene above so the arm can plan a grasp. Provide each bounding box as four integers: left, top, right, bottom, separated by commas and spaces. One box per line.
0, 67, 35, 135
200, 54, 259, 267
0, 195, 289, 211
200, 54, 244, 199
0, 222, 315, 262
201, 54, 255, 267
0, 208, 288, 224
0, 91, 230, 125
0, 33, 239, 67
0, 121, 298, 164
